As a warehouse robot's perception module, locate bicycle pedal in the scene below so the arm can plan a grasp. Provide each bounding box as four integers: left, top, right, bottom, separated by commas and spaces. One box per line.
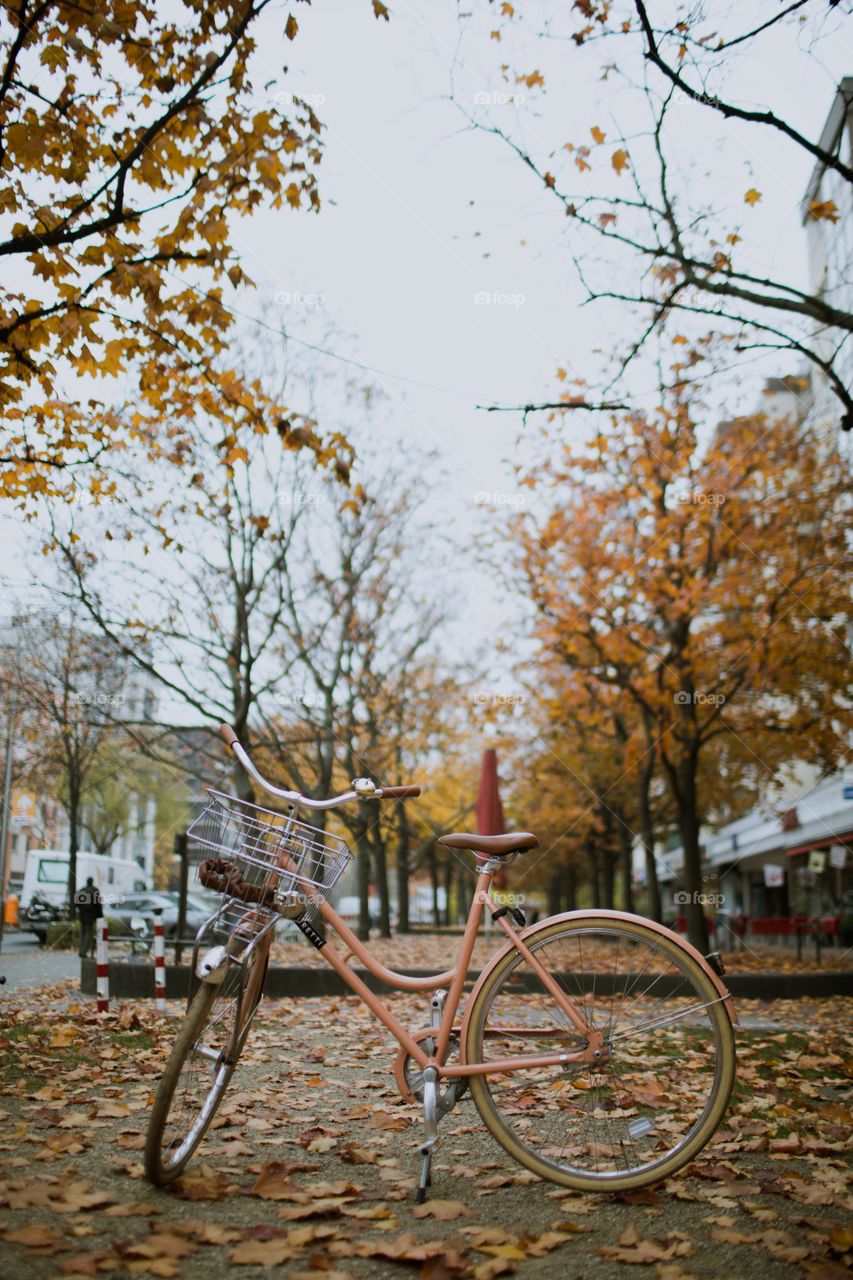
705, 951, 726, 977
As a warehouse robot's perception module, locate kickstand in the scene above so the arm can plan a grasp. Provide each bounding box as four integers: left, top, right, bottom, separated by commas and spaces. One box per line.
415, 1147, 433, 1204
415, 1065, 439, 1204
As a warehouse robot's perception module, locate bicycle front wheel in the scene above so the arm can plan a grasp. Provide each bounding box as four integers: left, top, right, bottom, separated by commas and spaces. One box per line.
144, 938, 267, 1186
465, 914, 735, 1192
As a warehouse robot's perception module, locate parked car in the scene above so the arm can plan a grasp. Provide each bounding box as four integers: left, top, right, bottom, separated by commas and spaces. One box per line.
107, 892, 213, 939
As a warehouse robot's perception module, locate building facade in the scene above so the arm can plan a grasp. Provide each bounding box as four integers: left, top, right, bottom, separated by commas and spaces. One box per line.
0, 617, 160, 895
801, 76, 853, 449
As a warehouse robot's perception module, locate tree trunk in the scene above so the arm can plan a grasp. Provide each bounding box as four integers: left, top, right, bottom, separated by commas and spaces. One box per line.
373, 830, 392, 938
355, 805, 372, 941
638, 752, 662, 922
618, 823, 634, 913
547, 870, 561, 917
677, 760, 709, 953
587, 837, 601, 909
639, 810, 662, 922
602, 847, 616, 910
65, 773, 80, 911
442, 856, 453, 927
429, 845, 440, 928
395, 800, 411, 933
564, 864, 577, 912
457, 860, 469, 925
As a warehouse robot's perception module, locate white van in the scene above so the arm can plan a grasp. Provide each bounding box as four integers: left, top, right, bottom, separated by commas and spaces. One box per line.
21, 849, 149, 911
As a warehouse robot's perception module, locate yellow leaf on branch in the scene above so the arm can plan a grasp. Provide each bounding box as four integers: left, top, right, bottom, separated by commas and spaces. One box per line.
807, 199, 839, 223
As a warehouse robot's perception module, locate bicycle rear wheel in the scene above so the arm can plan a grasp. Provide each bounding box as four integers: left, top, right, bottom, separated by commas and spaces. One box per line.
144, 936, 267, 1186
465, 914, 735, 1192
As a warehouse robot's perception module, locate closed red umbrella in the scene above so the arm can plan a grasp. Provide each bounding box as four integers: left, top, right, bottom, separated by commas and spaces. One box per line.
476, 748, 507, 890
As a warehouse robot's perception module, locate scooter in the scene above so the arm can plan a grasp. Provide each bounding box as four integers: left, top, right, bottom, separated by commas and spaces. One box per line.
22, 894, 70, 944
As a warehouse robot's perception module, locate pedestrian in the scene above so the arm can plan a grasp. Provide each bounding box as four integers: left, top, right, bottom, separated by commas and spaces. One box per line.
76, 877, 103, 958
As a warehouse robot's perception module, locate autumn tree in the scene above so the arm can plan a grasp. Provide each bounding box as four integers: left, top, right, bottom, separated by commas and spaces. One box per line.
461, 1, 853, 429
514, 368, 851, 951
0, 1, 384, 502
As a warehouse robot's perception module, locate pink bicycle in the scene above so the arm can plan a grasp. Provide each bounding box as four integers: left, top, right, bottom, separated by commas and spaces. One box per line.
144, 725, 737, 1200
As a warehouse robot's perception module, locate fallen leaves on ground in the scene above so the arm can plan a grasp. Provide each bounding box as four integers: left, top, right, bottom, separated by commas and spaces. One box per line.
0, 970, 850, 1279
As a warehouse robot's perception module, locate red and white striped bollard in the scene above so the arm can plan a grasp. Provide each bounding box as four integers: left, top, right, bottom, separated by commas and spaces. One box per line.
153, 918, 166, 1010
96, 919, 109, 1013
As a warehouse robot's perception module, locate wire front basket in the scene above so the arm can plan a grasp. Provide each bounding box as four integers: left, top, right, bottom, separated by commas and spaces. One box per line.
187, 789, 352, 931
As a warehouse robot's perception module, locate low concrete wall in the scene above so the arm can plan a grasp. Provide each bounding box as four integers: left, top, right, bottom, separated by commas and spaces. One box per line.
80, 960, 853, 1001
79, 960, 475, 1000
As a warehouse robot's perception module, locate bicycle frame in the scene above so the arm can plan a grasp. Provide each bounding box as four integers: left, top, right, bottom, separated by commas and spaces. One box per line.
204, 730, 602, 1076
305, 863, 604, 1079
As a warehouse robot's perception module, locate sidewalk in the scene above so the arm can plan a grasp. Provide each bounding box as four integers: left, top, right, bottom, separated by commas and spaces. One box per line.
0, 932, 80, 991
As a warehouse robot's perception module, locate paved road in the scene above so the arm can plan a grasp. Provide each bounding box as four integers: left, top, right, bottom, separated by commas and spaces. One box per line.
0, 930, 80, 990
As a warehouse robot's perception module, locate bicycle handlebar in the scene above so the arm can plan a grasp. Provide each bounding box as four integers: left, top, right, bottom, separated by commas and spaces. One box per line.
218, 724, 420, 808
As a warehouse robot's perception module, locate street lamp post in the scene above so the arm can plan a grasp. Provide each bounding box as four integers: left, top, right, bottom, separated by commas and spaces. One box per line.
0, 685, 18, 953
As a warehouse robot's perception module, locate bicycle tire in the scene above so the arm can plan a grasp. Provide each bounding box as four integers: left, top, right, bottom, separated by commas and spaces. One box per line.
464, 913, 735, 1192
144, 937, 268, 1186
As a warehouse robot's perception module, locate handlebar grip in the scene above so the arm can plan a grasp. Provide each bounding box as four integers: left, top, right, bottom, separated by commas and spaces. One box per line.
219, 723, 240, 748
378, 785, 421, 799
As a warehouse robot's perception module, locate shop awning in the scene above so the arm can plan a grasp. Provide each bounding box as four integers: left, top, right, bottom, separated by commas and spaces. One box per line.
786, 829, 853, 857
